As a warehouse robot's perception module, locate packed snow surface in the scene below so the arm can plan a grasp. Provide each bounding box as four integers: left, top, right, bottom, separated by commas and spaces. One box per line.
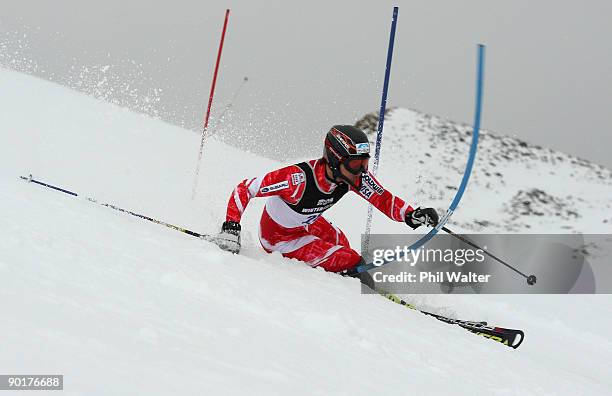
1, 69, 611, 395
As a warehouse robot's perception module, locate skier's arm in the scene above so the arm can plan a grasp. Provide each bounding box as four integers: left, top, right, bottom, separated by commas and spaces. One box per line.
351, 171, 414, 222
225, 165, 306, 223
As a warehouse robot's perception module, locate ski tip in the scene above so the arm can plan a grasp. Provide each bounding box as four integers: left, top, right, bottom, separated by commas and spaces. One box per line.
510, 329, 525, 349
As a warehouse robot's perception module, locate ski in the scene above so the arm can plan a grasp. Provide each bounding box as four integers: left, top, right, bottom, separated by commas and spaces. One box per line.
381, 292, 525, 349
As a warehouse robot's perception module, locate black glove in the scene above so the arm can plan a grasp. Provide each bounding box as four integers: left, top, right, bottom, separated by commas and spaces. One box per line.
405, 207, 439, 229
221, 221, 241, 235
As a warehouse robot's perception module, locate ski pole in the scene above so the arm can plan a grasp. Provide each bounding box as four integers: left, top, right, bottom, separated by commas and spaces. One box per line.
20, 174, 215, 241
441, 225, 537, 285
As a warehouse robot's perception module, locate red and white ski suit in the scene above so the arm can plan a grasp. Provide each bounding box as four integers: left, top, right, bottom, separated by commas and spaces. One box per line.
225, 159, 414, 272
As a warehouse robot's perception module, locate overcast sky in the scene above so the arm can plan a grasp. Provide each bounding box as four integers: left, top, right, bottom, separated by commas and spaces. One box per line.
2, 0, 611, 167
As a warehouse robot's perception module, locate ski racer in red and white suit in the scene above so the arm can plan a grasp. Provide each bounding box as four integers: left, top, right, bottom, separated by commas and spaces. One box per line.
220, 125, 439, 274
225, 159, 416, 272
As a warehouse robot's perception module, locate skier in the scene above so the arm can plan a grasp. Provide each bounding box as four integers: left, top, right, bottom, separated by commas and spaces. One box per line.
216, 125, 439, 274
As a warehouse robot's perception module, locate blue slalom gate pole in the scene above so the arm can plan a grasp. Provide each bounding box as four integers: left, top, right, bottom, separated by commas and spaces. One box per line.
355, 44, 486, 274
362, 6, 399, 255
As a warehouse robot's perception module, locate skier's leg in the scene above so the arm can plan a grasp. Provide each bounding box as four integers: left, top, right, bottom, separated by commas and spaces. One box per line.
306, 216, 351, 248
258, 207, 315, 253
258, 209, 361, 272
282, 238, 362, 273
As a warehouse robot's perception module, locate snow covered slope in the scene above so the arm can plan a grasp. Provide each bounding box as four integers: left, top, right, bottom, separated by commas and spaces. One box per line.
355, 108, 612, 235
1, 69, 611, 395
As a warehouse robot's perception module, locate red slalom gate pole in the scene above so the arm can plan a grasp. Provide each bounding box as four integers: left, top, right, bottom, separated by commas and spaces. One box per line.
204, 9, 230, 132
192, 8, 230, 199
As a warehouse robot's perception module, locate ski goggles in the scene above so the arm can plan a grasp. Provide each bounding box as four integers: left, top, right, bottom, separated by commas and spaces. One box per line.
343, 157, 369, 175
